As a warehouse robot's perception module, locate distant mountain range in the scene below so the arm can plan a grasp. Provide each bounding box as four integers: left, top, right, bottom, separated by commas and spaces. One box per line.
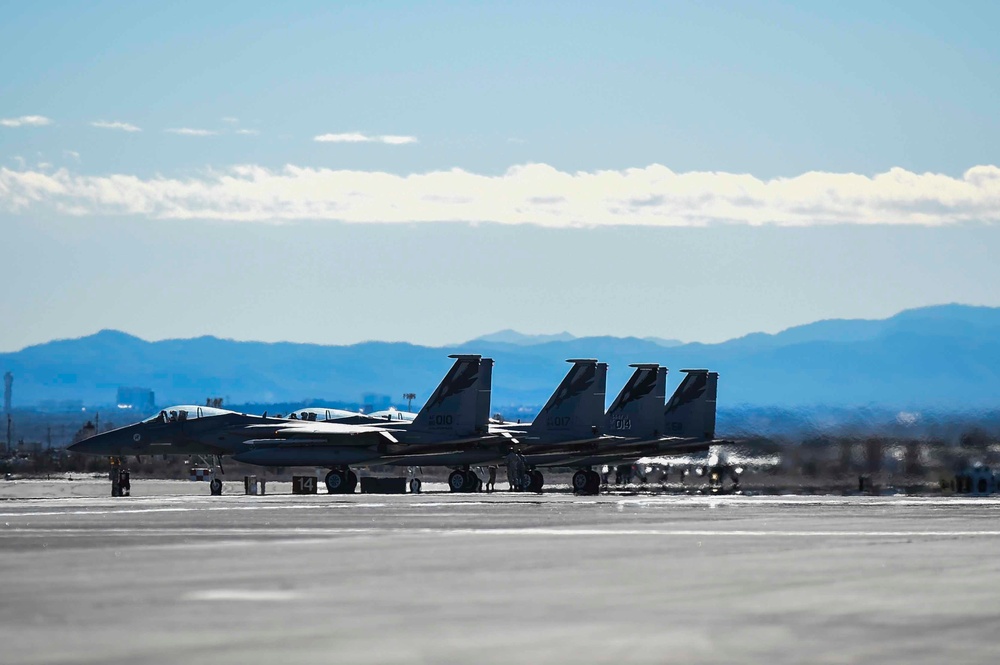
471, 329, 683, 347
2, 304, 999, 411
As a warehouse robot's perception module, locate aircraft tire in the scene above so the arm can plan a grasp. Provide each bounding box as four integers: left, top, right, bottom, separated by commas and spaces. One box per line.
347, 470, 358, 493
525, 469, 544, 492
572, 470, 590, 494
448, 470, 467, 492
325, 469, 348, 494
584, 471, 601, 495
409, 478, 422, 493
463, 470, 481, 492
210, 478, 223, 495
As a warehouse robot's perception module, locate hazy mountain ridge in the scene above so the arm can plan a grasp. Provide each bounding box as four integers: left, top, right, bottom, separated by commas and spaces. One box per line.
471, 329, 683, 348
2, 304, 997, 410
470, 329, 577, 345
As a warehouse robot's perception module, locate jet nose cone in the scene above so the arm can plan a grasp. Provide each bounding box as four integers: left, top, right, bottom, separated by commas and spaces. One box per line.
67, 439, 97, 453
66, 430, 125, 455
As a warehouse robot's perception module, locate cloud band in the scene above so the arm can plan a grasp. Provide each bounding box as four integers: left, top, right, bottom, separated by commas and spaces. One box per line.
314, 132, 417, 144
1, 163, 998, 226
0, 115, 52, 128
91, 120, 142, 132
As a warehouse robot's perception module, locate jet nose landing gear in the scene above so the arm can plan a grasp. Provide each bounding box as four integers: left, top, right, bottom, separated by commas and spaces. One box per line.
325, 467, 358, 494
110, 457, 131, 497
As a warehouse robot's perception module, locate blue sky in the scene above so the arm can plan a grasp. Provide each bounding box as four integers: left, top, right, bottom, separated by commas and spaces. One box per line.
1, 1, 999, 350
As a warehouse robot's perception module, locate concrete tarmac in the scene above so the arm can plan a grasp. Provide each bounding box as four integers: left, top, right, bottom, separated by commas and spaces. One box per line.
1, 481, 999, 664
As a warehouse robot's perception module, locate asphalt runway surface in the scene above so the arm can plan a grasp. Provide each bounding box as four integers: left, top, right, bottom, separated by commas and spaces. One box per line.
1, 480, 999, 664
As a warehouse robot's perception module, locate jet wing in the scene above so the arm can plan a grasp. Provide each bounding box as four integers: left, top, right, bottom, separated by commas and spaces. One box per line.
245, 421, 402, 444
248, 421, 401, 434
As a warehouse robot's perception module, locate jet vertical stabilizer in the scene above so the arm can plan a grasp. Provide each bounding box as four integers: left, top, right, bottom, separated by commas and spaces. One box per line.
663, 370, 718, 440
605, 364, 667, 439
475, 358, 494, 433
411, 355, 489, 438
528, 359, 608, 441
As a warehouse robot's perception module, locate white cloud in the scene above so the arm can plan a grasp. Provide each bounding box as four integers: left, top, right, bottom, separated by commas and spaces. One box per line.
221, 117, 239, 124
1, 163, 999, 227
314, 132, 370, 143
379, 135, 418, 145
235, 128, 259, 135
314, 132, 417, 145
165, 128, 217, 136
91, 120, 142, 132
0, 115, 52, 128
64, 150, 81, 162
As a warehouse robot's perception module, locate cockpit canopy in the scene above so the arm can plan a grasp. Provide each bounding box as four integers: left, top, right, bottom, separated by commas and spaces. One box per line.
143, 405, 235, 424
368, 408, 416, 422
286, 408, 361, 422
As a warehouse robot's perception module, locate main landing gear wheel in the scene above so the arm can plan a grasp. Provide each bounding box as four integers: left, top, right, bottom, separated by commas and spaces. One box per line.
525, 469, 544, 493
347, 470, 358, 493
325, 469, 352, 494
449, 470, 468, 492
409, 478, 422, 493
210, 477, 223, 495
449, 470, 480, 492
572, 470, 600, 495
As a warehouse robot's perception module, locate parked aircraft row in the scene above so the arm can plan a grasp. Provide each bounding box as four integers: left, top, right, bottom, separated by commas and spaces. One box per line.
68, 355, 720, 495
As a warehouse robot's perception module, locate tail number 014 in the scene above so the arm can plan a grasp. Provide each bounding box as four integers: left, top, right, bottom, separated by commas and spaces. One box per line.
611, 417, 632, 430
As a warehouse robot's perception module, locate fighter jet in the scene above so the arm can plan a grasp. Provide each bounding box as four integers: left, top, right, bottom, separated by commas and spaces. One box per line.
555, 370, 721, 493
68, 355, 499, 493
492, 362, 720, 494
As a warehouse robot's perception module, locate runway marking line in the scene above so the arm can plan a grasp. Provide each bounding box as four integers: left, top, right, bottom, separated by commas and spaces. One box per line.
184, 589, 301, 601
5, 493, 1000, 521
4, 527, 1000, 538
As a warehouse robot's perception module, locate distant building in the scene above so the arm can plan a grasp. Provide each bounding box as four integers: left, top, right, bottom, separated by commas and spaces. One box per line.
3, 371, 11, 414
362, 393, 392, 413
116, 387, 155, 411
17, 440, 43, 454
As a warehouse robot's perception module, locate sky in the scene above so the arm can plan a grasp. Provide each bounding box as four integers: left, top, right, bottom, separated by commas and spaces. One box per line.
1, 1, 999, 351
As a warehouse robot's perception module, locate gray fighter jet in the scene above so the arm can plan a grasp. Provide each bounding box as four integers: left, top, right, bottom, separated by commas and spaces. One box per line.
555, 369, 720, 493
493, 361, 719, 494
68, 355, 498, 493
